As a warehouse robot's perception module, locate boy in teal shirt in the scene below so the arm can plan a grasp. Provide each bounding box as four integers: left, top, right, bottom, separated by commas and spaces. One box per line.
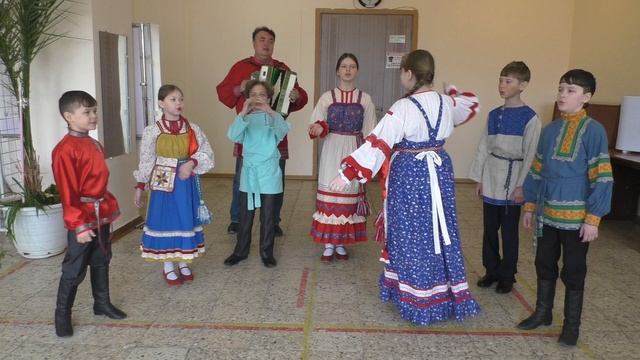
517, 69, 613, 346
224, 80, 290, 268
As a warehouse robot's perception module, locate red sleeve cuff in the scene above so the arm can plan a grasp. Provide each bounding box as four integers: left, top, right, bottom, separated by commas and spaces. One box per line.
309, 121, 330, 139
190, 158, 198, 167
135, 182, 146, 190
342, 166, 358, 181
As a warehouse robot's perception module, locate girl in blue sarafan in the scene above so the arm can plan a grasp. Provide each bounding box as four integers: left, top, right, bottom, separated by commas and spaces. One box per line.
329, 49, 481, 325
224, 80, 291, 268
134, 84, 215, 287
517, 69, 613, 347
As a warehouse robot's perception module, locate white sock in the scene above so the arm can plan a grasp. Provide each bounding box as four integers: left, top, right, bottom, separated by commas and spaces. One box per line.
164, 262, 178, 280
335, 245, 347, 256
178, 261, 191, 276
323, 244, 335, 256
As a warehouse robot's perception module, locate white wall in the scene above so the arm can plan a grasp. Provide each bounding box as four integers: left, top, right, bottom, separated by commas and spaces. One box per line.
133, 0, 577, 178
31, 0, 139, 230
569, 0, 640, 103
31, 0, 95, 188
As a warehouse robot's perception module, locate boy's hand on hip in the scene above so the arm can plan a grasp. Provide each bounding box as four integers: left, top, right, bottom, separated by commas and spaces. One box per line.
522, 211, 533, 229
579, 223, 598, 242
76, 230, 95, 244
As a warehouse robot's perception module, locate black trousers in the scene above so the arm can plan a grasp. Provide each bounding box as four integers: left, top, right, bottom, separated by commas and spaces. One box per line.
482, 202, 521, 282
234, 192, 278, 259
231, 158, 286, 225
535, 225, 590, 290
60, 224, 112, 285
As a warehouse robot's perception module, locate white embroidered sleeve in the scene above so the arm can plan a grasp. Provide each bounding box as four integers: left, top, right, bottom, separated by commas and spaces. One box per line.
133, 124, 160, 183
190, 123, 215, 174
343, 102, 406, 180
309, 91, 332, 124
445, 84, 480, 126
469, 120, 489, 182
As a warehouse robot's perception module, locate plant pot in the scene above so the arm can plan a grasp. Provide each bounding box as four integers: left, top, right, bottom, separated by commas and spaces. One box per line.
6, 203, 67, 259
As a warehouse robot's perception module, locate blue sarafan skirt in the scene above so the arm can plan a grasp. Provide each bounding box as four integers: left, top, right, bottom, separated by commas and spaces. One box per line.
140, 174, 205, 262
379, 149, 480, 325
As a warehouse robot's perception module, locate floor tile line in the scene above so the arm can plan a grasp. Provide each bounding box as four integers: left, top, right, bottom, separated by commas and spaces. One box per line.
300, 261, 319, 360
0, 318, 563, 339
314, 325, 558, 337
0, 259, 30, 281
0, 318, 305, 332
511, 287, 535, 313
297, 267, 310, 308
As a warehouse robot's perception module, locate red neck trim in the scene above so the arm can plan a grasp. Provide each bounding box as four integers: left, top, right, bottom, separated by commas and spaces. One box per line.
161, 115, 186, 134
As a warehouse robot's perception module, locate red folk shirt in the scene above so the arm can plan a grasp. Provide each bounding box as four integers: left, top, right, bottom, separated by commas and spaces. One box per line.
216, 56, 308, 159
52, 133, 120, 234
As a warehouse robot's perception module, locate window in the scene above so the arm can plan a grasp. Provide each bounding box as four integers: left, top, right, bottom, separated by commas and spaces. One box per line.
0, 61, 23, 200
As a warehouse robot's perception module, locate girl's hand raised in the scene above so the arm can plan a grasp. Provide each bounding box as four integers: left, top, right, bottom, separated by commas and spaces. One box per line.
240, 99, 253, 116
253, 102, 274, 114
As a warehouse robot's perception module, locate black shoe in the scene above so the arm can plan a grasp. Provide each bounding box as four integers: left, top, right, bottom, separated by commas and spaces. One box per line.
517, 279, 556, 330
224, 254, 247, 266
94, 303, 127, 319
55, 278, 78, 337
262, 256, 277, 268
274, 225, 284, 237
55, 310, 73, 337
227, 222, 239, 234
495, 281, 513, 294
558, 289, 583, 346
90, 266, 127, 320
477, 274, 498, 288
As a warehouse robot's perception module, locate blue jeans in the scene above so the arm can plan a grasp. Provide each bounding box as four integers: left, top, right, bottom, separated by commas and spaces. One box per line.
230, 157, 285, 225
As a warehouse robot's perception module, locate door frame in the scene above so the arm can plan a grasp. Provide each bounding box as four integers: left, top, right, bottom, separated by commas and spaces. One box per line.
312, 8, 418, 178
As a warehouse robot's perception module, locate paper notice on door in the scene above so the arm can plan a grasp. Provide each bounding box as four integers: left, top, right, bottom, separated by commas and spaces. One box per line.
385, 52, 404, 69
389, 35, 406, 44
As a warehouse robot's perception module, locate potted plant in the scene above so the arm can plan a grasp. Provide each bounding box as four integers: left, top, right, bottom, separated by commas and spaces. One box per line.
0, 0, 68, 259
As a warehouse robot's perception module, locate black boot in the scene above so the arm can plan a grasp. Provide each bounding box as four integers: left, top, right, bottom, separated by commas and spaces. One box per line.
517, 279, 556, 330
558, 289, 583, 346
90, 266, 127, 319
54, 278, 78, 337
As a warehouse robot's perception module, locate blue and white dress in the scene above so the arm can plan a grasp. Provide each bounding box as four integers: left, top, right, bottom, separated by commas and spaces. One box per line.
340, 87, 481, 325
134, 119, 214, 261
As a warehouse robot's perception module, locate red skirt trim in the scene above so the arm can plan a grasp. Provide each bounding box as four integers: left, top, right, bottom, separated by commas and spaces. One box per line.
310, 220, 367, 244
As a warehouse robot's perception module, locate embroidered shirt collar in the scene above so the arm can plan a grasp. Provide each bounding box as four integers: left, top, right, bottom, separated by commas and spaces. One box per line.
560, 109, 587, 122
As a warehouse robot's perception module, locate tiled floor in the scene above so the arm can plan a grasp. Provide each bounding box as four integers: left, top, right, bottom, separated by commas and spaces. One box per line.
1, 178, 639, 359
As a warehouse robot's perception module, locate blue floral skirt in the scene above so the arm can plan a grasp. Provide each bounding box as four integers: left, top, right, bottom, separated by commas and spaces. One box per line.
140, 174, 205, 262
379, 150, 480, 325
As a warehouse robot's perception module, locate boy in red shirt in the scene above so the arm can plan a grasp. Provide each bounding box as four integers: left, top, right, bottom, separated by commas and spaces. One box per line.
52, 91, 126, 337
